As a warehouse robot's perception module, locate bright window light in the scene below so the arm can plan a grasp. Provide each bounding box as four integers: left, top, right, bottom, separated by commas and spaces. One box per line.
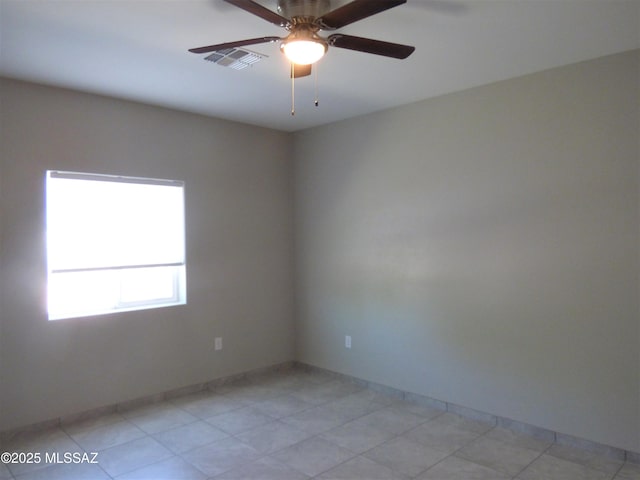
46, 171, 186, 320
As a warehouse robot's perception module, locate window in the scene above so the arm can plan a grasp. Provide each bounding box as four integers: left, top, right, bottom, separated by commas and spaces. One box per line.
46, 171, 186, 320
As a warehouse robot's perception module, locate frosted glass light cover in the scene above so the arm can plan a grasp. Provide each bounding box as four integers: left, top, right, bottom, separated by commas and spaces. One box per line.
283, 40, 326, 65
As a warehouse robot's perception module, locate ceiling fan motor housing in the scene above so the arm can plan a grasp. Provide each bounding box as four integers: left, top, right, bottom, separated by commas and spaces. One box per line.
277, 0, 331, 21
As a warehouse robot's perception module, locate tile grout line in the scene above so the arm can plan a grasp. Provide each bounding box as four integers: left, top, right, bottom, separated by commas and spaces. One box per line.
610, 461, 625, 480
510, 441, 555, 480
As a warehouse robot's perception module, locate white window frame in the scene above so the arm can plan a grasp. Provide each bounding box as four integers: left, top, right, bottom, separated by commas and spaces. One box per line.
46, 171, 187, 320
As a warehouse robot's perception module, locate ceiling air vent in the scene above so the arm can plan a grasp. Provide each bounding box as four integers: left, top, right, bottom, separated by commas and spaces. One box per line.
204, 47, 267, 70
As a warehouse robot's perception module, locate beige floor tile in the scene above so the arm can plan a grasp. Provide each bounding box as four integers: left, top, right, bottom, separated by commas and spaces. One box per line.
484, 427, 552, 453
317, 455, 410, 479
205, 406, 275, 434
281, 405, 351, 434
516, 454, 612, 480
234, 420, 312, 454
364, 436, 449, 477
417, 455, 511, 479
290, 380, 364, 405
68, 420, 146, 452
456, 436, 542, 477
97, 436, 173, 477
10, 462, 110, 480
404, 418, 482, 454
547, 443, 624, 476
152, 420, 228, 454
181, 436, 261, 477
271, 436, 356, 477
321, 418, 395, 453
253, 394, 316, 418
216, 456, 311, 480
354, 405, 427, 436
114, 456, 207, 480
615, 462, 640, 480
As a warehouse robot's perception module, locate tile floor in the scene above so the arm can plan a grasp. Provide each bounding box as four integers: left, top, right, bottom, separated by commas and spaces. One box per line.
1, 367, 639, 480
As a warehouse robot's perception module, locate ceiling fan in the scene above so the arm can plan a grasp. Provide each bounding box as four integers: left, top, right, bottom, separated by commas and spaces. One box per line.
189, 0, 415, 78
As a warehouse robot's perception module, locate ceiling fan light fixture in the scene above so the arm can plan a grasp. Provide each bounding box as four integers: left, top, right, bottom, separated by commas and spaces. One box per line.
282, 39, 326, 65
281, 25, 327, 65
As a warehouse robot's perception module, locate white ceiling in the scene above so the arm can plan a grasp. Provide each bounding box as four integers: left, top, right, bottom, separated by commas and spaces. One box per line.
1, 0, 638, 132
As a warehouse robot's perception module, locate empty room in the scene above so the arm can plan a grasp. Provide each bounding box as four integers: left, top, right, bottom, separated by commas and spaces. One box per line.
0, 0, 639, 479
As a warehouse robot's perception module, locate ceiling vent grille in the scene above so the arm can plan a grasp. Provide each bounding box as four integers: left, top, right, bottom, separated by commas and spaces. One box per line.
204, 47, 267, 70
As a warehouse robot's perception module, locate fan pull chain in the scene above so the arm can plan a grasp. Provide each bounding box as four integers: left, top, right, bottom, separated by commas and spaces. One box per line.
291, 63, 295, 116
314, 63, 319, 107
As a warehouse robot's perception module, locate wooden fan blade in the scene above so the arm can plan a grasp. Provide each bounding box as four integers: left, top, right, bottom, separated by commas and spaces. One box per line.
291, 63, 312, 78
316, 0, 406, 30
328, 34, 415, 59
224, 0, 289, 27
189, 36, 281, 54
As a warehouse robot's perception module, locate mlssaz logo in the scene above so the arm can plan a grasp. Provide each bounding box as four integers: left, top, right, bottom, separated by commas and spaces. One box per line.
45, 452, 99, 464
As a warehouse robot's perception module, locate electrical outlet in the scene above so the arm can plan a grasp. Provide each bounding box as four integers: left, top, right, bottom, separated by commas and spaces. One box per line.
214, 337, 223, 351
345, 335, 351, 349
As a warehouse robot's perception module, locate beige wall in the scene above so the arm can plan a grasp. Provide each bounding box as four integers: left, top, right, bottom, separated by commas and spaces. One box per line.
293, 50, 640, 452
0, 79, 295, 431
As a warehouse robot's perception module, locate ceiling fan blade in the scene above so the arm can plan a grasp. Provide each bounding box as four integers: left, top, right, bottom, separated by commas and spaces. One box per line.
316, 0, 406, 30
291, 63, 312, 78
224, 0, 289, 27
328, 34, 415, 59
189, 36, 281, 54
